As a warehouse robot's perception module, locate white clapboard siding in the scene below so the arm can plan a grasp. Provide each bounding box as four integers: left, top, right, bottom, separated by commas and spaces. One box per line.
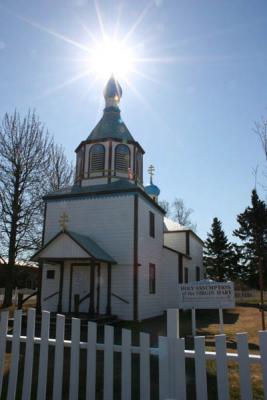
0, 311, 8, 397
69, 318, 80, 400
259, 331, 267, 400
237, 333, 253, 400
7, 309, 22, 400
194, 336, 208, 400
104, 325, 114, 400
140, 332, 150, 400
215, 334, 229, 400
36, 311, 50, 400
86, 322, 97, 400
121, 328, 131, 400
52, 314, 65, 400
22, 308, 36, 400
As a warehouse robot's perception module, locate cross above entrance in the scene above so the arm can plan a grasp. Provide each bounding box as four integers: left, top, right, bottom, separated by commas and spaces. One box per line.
59, 212, 69, 231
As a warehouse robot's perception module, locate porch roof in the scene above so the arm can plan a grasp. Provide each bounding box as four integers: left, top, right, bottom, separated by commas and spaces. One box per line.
31, 230, 117, 264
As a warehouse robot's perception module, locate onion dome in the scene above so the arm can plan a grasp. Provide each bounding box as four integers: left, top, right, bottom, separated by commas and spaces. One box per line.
103, 75, 122, 103
145, 164, 160, 202
87, 76, 135, 142
144, 183, 160, 197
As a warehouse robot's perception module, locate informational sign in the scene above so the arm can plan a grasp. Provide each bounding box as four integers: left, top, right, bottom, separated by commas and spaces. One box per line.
178, 281, 235, 309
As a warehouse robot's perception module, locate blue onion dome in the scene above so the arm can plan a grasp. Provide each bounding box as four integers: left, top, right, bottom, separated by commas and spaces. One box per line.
144, 183, 160, 197
103, 76, 122, 100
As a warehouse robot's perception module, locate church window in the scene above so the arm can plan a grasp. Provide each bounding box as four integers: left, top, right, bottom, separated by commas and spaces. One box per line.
89, 144, 105, 173
196, 266, 200, 281
149, 211, 155, 238
149, 263, 156, 294
47, 270, 55, 279
136, 151, 143, 182
115, 144, 130, 172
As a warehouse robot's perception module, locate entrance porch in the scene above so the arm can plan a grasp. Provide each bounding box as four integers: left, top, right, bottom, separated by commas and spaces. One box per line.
31, 230, 116, 317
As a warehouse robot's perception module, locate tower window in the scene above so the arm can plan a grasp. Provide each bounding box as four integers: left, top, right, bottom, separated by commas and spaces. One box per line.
89, 144, 105, 173
115, 144, 130, 172
149, 263, 156, 294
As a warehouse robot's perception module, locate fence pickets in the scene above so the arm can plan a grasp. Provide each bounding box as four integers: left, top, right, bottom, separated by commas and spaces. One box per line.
0, 309, 266, 400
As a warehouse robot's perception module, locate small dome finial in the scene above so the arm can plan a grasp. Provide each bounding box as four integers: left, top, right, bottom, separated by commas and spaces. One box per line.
145, 165, 160, 203
103, 75, 122, 108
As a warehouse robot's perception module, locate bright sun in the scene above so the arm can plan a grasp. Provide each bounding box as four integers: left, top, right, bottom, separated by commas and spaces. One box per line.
88, 39, 135, 81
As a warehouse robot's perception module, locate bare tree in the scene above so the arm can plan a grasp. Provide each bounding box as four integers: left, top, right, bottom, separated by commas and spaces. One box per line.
255, 116, 267, 160
172, 198, 197, 231
159, 200, 171, 217
48, 143, 73, 192
0, 111, 52, 306
0, 110, 73, 307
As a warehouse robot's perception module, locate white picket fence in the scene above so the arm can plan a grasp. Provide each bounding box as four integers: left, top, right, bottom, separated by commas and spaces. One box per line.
0, 309, 266, 400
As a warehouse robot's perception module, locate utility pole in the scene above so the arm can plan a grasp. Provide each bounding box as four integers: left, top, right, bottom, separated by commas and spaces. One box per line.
259, 256, 266, 330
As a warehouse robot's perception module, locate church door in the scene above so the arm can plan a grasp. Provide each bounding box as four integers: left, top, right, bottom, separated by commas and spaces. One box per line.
71, 265, 91, 313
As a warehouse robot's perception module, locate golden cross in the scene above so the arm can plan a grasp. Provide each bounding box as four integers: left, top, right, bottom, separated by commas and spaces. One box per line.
59, 212, 69, 231
148, 164, 155, 184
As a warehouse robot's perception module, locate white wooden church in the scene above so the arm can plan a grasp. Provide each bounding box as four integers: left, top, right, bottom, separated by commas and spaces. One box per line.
32, 77, 204, 321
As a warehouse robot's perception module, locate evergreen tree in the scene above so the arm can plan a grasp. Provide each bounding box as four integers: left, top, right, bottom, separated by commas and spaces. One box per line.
233, 189, 267, 287
204, 217, 236, 281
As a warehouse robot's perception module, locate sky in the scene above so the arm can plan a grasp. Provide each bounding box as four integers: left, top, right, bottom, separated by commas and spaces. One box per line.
0, 0, 266, 241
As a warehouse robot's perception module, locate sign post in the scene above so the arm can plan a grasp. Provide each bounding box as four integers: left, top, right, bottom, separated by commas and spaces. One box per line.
219, 308, 224, 334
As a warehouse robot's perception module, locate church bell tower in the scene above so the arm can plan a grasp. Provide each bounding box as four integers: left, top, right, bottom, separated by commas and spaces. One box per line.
75, 76, 144, 187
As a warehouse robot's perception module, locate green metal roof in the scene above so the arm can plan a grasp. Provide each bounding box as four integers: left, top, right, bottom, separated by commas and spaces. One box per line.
44, 180, 142, 198
67, 231, 116, 263
31, 230, 116, 264
87, 108, 135, 142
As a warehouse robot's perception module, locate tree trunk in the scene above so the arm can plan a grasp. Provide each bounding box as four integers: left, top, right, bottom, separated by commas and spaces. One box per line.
2, 171, 20, 307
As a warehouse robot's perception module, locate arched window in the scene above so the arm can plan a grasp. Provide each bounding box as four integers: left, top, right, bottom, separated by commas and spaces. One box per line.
115, 144, 130, 172
136, 151, 143, 182
89, 144, 105, 173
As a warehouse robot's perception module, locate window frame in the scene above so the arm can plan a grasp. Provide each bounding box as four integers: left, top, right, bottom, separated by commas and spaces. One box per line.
149, 263, 156, 294
115, 144, 130, 173
196, 266, 200, 281
89, 144, 105, 175
46, 270, 55, 279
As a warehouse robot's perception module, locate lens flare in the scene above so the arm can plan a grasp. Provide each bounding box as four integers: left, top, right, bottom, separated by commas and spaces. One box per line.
88, 39, 135, 80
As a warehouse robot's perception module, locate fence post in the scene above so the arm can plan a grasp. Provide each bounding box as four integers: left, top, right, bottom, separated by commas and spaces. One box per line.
167, 309, 179, 338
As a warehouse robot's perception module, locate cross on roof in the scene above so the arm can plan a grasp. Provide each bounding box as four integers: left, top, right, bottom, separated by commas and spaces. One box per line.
59, 212, 69, 231
148, 164, 155, 184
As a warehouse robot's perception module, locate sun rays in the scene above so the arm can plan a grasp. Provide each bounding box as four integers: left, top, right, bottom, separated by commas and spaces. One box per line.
3, 1, 178, 106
